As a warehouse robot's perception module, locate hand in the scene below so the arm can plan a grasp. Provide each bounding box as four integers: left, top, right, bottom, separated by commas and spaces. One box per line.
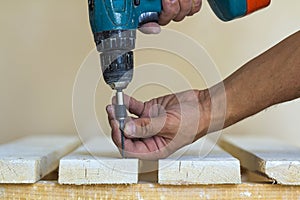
139, 0, 202, 34
106, 89, 212, 160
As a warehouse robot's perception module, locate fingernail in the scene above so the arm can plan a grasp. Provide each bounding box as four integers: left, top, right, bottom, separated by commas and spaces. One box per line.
124, 121, 136, 136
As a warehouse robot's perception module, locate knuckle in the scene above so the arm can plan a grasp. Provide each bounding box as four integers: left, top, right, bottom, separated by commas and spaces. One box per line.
163, 0, 179, 12
193, 0, 202, 7
180, 0, 192, 10
192, 0, 202, 13
139, 120, 150, 137
193, 5, 201, 13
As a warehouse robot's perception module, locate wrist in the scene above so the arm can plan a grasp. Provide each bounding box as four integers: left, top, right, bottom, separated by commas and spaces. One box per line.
196, 84, 228, 140
194, 89, 212, 140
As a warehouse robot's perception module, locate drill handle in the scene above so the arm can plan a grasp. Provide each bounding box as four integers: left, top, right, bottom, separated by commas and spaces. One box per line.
89, 0, 161, 32
208, 0, 271, 21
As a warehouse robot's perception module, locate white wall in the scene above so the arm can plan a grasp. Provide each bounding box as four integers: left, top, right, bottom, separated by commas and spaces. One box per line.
0, 1, 299, 145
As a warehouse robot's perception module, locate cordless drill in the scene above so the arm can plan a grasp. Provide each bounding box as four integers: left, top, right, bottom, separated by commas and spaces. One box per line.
88, 0, 270, 156
88, 0, 161, 156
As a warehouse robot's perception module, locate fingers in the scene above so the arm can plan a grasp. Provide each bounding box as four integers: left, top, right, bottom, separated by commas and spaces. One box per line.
112, 94, 145, 117
108, 114, 167, 160
137, 0, 203, 33
173, 0, 192, 22
123, 115, 168, 139
159, 0, 180, 25
188, 0, 202, 16
106, 105, 116, 122
159, 0, 202, 25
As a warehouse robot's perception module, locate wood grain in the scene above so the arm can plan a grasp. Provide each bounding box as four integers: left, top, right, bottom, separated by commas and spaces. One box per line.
159, 137, 241, 184
58, 136, 139, 184
219, 136, 300, 185
1, 181, 300, 199
0, 135, 80, 183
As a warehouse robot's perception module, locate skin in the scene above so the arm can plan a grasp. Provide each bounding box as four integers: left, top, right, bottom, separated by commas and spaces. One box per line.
107, 30, 300, 160
139, 0, 202, 34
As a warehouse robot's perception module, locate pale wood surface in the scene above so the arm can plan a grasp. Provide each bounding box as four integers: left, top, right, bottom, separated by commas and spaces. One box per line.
0, 135, 80, 183
219, 136, 300, 185
58, 136, 139, 185
1, 181, 300, 200
159, 137, 241, 185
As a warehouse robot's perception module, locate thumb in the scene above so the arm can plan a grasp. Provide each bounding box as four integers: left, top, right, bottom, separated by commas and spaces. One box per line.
139, 22, 161, 34
124, 115, 167, 138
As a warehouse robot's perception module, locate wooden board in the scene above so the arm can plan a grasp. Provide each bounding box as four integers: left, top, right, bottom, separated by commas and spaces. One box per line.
1, 181, 300, 199
0, 135, 80, 183
219, 136, 300, 185
58, 136, 139, 185
158, 136, 241, 185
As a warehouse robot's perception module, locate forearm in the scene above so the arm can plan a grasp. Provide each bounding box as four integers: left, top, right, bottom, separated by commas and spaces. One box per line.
223, 30, 300, 127
205, 31, 300, 132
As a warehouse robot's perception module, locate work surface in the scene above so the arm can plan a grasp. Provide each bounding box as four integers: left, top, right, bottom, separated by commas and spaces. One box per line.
1, 135, 300, 199
1, 180, 300, 200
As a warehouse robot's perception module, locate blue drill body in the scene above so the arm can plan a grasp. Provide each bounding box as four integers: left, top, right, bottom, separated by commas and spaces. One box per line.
208, 0, 247, 21
87, 0, 262, 94
89, 0, 162, 32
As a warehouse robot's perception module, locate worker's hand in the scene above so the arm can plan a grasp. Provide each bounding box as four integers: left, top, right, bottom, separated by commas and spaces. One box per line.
106, 89, 211, 160
139, 0, 202, 34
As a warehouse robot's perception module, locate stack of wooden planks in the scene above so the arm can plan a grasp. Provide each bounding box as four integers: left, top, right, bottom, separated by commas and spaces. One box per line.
0, 135, 242, 185
0, 135, 300, 199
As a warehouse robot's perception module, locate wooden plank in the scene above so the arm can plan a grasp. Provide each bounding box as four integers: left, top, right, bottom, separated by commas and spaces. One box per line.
219, 136, 300, 185
0, 135, 80, 183
1, 181, 300, 199
58, 136, 139, 185
158, 137, 241, 185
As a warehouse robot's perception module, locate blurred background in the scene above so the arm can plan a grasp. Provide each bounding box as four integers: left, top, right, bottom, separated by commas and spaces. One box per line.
0, 1, 299, 145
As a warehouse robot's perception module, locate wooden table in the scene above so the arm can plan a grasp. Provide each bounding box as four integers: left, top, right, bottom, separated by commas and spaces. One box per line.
1, 181, 300, 199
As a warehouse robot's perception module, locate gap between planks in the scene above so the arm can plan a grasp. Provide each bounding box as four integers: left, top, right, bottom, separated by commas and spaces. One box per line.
219, 136, 300, 185
59, 135, 241, 185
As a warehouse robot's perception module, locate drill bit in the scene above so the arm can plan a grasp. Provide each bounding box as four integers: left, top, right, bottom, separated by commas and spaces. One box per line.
115, 90, 127, 158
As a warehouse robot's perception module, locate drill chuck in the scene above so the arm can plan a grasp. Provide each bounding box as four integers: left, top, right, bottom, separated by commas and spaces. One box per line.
94, 30, 136, 90
101, 50, 133, 90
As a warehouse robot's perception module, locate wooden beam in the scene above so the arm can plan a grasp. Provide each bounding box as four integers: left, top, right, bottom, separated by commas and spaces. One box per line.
0, 135, 80, 183
1, 181, 300, 199
158, 137, 241, 185
219, 136, 300, 185
58, 136, 139, 185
